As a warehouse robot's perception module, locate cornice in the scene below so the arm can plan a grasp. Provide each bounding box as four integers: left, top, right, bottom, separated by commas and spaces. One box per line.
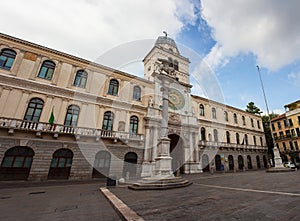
0, 32, 153, 85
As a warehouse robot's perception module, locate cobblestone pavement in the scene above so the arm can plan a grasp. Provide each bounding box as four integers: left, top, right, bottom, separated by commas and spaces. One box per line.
110, 171, 300, 221
1, 171, 300, 221
0, 180, 121, 221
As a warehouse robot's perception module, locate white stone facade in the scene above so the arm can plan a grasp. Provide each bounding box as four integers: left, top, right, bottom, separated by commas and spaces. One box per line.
0, 33, 268, 181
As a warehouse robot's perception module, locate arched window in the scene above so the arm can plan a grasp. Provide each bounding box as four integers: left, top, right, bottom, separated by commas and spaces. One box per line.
73, 70, 87, 88
256, 155, 261, 169
224, 111, 228, 121
168, 57, 173, 67
92, 151, 111, 178
38, 60, 55, 80
0, 49, 16, 70
108, 79, 119, 95
260, 137, 263, 146
24, 98, 44, 122
213, 129, 218, 142
200, 127, 206, 141
215, 155, 221, 171
48, 148, 73, 179
251, 118, 254, 127
238, 155, 244, 170
247, 155, 252, 169
212, 107, 217, 119
233, 113, 238, 124
0, 147, 34, 179
64, 105, 80, 126
228, 155, 234, 170
226, 131, 230, 143
102, 111, 114, 131
174, 60, 179, 71
199, 104, 204, 116
132, 86, 141, 101
129, 116, 139, 134
257, 120, 261, 129
253, 136, 257, 146
236, 133, 240, 144
242, 116, 246, 125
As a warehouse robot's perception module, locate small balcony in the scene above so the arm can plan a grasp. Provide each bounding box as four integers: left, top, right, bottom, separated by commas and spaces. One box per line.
0, 117, 144, 142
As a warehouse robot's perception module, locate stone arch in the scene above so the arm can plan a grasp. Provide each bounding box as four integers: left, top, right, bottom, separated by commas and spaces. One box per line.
92, 150, 111, 178
48, 148, 73, 180
0, 146, 34, 180
123, 152, 138, 180
168, 133, 185, 174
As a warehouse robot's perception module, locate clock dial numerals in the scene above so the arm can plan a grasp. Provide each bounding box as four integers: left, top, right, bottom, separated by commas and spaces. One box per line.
168, 88, 185, 110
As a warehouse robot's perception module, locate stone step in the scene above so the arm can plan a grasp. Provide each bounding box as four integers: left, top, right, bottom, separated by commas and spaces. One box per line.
128, 177, 192, 190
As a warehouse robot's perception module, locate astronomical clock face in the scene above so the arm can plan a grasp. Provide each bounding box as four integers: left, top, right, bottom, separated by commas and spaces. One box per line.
168, 88, 185, 110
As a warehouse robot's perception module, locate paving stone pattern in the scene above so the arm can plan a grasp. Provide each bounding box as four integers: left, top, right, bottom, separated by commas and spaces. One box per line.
110, 171, 300, 221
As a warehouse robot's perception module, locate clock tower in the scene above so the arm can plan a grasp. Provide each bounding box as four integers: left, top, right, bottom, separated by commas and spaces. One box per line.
140, 33, 200, 179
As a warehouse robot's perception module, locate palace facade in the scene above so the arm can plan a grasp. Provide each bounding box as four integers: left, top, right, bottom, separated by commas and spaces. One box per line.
0, 33, 268, 181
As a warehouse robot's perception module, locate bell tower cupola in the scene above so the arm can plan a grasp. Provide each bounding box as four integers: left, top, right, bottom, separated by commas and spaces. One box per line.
143, 32, 190, 85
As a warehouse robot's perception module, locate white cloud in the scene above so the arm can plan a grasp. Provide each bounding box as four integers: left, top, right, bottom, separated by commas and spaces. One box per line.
288, 71, 300, 86
0, 0, 197, 61
201, 0, 300, 71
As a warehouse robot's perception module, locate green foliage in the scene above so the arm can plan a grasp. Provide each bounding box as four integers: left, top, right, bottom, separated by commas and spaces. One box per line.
245, 102, 262, 115
261, 112, 279, 156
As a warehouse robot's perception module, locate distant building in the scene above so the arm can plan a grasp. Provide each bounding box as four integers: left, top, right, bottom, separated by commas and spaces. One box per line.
0, 33, 268, 181
271, 100, 300, 164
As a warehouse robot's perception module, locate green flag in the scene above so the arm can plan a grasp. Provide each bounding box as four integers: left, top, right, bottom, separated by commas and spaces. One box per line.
49, 108, 55, 124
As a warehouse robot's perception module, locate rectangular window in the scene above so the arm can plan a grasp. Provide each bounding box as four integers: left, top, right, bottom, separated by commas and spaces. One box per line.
296, 128, 300, 137
284, 119, 289, 128
271, 123, 275, 131
286, 130, 291, 138
273, 133, 278, 140
291, 129, 295, 137
289, 141, 294, 150
279, 132, 284, 139
282, 142, 286, 151
277, 122, 282, 130
298, 116, 300, 125
288, 119, 293, 127
295, 141, 299, 150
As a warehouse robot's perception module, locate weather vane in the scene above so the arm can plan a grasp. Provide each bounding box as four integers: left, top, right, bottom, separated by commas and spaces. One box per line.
163, 31, 168, 37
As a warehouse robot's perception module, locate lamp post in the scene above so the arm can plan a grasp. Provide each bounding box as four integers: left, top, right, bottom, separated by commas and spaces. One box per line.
256, 65, 285, 169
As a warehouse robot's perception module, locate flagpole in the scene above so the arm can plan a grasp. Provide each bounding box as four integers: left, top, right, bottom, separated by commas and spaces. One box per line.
256, 65, 285, 169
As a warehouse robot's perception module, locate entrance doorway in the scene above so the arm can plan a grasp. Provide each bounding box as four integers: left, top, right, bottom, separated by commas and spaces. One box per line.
48, 148, 73, 180
202, 154, 210, 172
228, 155, 234, 171
92, 151, 111, 178
168, 134, 184, 174
123, 152, 138, 180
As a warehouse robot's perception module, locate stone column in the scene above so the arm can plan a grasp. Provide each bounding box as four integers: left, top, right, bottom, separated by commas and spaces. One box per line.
144, 127, 151, 161
154, 75, 173, 177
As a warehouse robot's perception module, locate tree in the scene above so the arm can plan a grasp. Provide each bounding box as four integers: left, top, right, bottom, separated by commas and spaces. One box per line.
262, 113, 279, 166
245, 102, 263, 115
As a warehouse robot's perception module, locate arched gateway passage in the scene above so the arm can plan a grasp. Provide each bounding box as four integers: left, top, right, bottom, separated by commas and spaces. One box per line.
168, 134, 184, 174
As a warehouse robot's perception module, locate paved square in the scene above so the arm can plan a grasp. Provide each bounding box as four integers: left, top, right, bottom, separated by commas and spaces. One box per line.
1, 171, 299, 221
110, 171, 300, 221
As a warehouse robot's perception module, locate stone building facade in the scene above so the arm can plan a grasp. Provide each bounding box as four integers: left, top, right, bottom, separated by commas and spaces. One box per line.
0, 33, 268, 181
271, 100, 300, 164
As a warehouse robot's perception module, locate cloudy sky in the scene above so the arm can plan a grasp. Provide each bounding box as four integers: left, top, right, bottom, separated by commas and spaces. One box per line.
1, 0, 299, 114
